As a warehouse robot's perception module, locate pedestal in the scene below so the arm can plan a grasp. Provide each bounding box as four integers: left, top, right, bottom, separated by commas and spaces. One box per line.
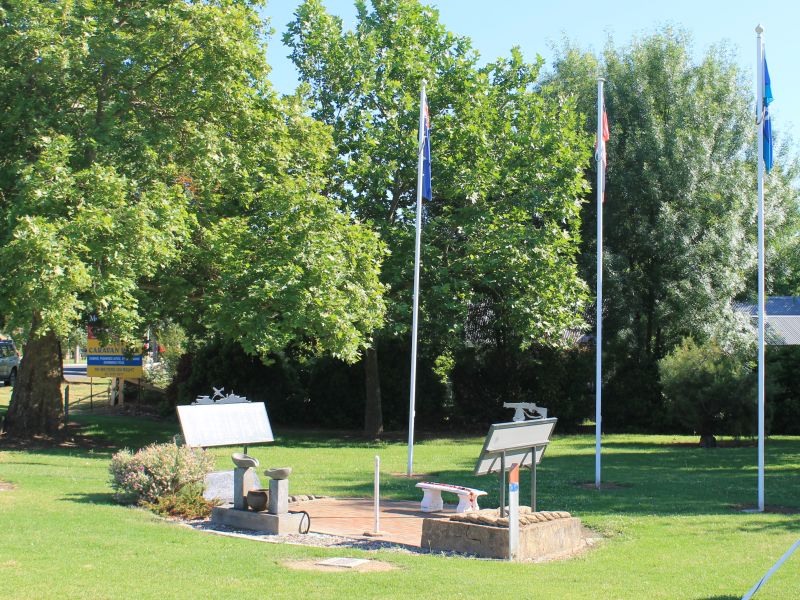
269, 478, 289, 514
233, 467, 260, 510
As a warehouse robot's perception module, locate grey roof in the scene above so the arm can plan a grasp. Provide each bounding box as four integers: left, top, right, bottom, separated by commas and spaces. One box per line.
734, 297, 800, 345
734, 296, 800, 317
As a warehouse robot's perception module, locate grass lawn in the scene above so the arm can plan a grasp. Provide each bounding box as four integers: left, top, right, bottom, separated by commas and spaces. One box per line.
1, 389, 799, 599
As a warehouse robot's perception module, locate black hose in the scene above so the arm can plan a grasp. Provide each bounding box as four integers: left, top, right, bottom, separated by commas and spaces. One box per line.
290, 510, 311, 534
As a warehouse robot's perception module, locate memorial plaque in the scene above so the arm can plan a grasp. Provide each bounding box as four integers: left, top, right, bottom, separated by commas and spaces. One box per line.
474, 418, 557, 475
177, 402, 274, 448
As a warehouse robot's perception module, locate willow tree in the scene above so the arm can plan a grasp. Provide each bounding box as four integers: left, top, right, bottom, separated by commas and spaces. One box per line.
0, 1, 385, 436
549, 30, 771, 428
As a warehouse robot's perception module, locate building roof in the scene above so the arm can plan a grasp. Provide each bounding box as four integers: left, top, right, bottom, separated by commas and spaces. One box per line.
734, 297, 800, 345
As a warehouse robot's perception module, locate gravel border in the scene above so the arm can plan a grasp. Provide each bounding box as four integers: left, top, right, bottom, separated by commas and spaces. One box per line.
185, 519, 484, 559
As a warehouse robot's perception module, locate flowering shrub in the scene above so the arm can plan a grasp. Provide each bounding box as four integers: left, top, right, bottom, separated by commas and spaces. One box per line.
109, 442, 215, 505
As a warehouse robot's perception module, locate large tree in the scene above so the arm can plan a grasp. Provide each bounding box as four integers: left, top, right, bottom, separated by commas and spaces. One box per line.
549, 30, 789, 428
286, 0, 589, 435
0, 1, 385, 436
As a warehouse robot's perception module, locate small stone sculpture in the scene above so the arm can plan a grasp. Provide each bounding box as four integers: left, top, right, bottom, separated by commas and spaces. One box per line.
231, 453, 259, 469
264, 467, 292, 480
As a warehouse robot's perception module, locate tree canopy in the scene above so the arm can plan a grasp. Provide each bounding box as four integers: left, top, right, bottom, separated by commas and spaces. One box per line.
0, 0, 385, 435
550, 29, 800, 428
286, 0, 591, 432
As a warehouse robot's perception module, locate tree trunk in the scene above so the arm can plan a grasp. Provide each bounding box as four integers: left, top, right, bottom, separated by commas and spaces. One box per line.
2, 317, 64, 437
363, 344, 383, 438
699, 434, 717, 448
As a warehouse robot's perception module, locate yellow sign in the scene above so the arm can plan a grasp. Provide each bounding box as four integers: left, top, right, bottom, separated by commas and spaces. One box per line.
87, 338, 143, 378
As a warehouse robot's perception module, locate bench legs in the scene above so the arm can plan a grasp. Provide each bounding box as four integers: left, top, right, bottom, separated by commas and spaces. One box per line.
420, 489, 481, 513
420, 489, 444, 512
456, 493, 480, 513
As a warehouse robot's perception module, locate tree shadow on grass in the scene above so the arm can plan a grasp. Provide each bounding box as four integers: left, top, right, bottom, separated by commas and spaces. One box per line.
61, 491, 118, 505
310, 446, 800, 523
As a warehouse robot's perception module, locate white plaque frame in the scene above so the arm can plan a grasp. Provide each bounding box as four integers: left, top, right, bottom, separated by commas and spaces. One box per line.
474, 418, 557, 475
177, 402, 274, 448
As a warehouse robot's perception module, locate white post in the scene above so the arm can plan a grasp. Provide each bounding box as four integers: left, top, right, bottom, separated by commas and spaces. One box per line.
407, 81, 427, 477
595, 77, 605, 490
508, 463, 520, 561
755, 25, 766, 513
374, 455, 381, 534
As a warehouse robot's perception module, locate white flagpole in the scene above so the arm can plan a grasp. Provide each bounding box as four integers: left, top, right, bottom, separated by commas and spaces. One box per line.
595, 77, 605, 490
407, 80, 427, 477
755, 25, 766, 512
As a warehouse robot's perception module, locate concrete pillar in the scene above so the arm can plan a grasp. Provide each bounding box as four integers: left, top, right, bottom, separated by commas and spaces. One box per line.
269, 479, 289, 515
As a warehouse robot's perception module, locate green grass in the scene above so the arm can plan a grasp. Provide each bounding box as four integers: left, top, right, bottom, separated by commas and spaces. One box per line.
1, 405, 799, 599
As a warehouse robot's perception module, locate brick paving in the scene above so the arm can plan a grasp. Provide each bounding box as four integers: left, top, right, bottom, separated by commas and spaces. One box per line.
299, 497, 455, 547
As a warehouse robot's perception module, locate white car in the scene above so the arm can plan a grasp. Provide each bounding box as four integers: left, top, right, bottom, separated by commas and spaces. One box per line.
0, 339, 19, 386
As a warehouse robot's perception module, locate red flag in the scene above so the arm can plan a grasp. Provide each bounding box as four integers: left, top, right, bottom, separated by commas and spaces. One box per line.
596, 106, 610, 201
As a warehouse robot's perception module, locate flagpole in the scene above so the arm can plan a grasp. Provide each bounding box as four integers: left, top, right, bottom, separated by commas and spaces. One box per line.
407, 80, 427, 477
755, 25, 766, 513
595, 77, 605, 490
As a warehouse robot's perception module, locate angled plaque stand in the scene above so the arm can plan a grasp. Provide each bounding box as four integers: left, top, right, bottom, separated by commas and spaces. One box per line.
475, 418, 557, 516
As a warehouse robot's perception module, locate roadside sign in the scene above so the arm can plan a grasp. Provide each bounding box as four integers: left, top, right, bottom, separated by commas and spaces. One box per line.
86, 337, 143, 378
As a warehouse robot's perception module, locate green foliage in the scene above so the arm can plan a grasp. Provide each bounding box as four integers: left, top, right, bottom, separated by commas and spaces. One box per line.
0, 0, 387, 437
109, 442, 214, 505
659, 338, 757, 444
0, 135, 190, 344
765, 346, 800, 434
143, 321, 188, 389
143, 490, 220, 521
451, 344, 593, 431
286, 0, 589, 356
549, 29, 778, 429
200, 191, 386, 363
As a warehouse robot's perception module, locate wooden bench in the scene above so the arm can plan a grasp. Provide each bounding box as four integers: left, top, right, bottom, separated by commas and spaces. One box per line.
415, 482, 487, 513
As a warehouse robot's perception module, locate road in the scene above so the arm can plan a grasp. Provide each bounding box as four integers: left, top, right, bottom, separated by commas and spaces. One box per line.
63, 363, 87, 377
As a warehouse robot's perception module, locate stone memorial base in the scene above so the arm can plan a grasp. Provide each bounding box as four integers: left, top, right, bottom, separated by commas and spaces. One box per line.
211, 505, 305, 535
421, 509, 583, 560
204, 470, 262, 505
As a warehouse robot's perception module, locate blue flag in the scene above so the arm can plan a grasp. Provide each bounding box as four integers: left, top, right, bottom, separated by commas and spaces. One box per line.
763, 56, 773, 173
422, 97, 432, 200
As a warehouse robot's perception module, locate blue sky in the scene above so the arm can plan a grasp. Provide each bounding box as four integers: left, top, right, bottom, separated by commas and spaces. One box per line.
260, 0, 800, 137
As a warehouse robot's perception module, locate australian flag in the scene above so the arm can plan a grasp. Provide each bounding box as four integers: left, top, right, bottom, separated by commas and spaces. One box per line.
422, 94, 432, 200
763, 55, 773, 173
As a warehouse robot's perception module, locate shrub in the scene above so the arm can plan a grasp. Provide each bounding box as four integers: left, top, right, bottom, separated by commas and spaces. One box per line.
659, 338, 757, 447
109, 442, 215, 504
143, 491, 219, 520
